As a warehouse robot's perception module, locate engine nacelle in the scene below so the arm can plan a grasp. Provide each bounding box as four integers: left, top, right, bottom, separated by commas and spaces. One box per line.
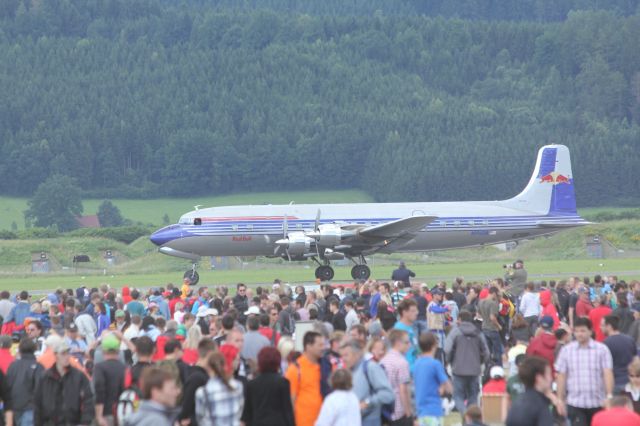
307, 224, 355, 247
279, 232, 315, 256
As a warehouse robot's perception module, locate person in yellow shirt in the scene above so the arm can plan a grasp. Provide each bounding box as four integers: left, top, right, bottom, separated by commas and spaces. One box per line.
181, 277, 192, 299
285, 331, 325, 426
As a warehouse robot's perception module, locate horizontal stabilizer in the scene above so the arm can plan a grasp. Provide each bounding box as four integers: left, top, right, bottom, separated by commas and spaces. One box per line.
359, 215, 437, 239
536, 221, 593, 228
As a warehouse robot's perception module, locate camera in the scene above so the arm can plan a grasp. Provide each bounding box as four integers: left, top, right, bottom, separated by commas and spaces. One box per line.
502, 263, 513, 269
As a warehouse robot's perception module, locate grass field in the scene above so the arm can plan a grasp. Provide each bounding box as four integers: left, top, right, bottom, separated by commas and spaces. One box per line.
2, 257, 639, 293
0, 190, 374, 230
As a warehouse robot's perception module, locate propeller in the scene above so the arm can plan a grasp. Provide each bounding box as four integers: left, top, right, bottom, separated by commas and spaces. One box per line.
274, 214, 292, 261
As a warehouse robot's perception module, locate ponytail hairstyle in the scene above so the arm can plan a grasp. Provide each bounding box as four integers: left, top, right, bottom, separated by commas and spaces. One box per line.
207, 351, 234, 390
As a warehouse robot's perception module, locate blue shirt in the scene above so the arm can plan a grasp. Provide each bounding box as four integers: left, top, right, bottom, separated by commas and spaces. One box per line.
126, 301, 145, 317
414, 356, 448, 417
393, 321, 417, 371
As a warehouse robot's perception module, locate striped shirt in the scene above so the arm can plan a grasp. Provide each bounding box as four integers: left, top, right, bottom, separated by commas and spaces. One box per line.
380, 349, 411, 421
555, 339, 613, 408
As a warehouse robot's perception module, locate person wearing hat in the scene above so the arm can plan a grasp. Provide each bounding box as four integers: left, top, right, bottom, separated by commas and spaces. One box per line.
33, 339, 95, 425
195, 305, 218, 335
427, 289, 449, 361
526, 315, 558, 370
93, 333, 126, 426
482, 365, 507, 393
65, 322, 89, 363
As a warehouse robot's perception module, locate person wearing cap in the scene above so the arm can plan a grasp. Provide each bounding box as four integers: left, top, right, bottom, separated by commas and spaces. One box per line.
34, 339, 95, 425
195, 305, 218, 335
5, 337, 44, 426
93, 333, 126, 426
392, 261, 416, 288
482, 366, 507, 393
65, 321, 89, 363
426, 289, 449, 359
526, 315, 558, 370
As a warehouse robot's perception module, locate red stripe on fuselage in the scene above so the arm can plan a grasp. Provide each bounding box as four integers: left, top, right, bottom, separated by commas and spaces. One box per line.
201, 216, 300, 222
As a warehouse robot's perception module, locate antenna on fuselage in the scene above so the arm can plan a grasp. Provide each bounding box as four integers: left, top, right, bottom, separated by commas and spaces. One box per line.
194, 205, 202, 211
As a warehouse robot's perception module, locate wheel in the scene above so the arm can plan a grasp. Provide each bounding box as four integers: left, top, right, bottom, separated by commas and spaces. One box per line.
315, 265, 334, 282
351, 265, 371, 280
183, 270, 199, 286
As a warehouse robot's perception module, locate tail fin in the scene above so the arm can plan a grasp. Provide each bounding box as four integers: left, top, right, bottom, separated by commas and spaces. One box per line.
504, 145, 577, 215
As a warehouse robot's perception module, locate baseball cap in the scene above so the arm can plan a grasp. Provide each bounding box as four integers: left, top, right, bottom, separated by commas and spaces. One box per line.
101, 334, 120, 352
115, 309, 125, 318
66, 322, 78, 333
244, 306, 260, 316
539, 315, 554, 330
432, 289, 443, 296
196, 305, 218, 318
489, 366, 505, 379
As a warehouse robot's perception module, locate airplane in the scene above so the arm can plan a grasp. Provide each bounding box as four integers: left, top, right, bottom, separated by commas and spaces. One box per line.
150, 144, 590, 285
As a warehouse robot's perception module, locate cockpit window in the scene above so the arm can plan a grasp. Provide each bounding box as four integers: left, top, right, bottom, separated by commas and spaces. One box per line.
194, 218, 202, 225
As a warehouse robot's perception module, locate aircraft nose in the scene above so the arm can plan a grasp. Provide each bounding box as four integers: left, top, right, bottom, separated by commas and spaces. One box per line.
150, 225, 182, 246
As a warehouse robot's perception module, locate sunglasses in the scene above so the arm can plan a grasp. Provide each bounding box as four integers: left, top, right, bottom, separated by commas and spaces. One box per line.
630, 374, 640, 378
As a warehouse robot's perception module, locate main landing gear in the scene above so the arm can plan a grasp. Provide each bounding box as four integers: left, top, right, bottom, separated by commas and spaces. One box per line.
350, 255, 371, 280
183, 263, 200, 286
313, 256, 371, 282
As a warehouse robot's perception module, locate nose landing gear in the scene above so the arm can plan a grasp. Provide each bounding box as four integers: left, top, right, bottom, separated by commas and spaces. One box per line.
183, 264, 199, 286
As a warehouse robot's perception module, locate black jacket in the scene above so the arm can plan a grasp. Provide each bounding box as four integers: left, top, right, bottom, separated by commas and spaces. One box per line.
178, 365, 209, 425
505, 388, 553, 426
331, 311, 347, 332
241, 372, 295, 426
34, 365, 95, 426
5, 353, 44, 412
391, 267, 415, 286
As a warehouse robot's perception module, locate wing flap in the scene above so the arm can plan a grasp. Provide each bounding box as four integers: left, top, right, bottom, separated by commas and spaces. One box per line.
359, 215, 437, 239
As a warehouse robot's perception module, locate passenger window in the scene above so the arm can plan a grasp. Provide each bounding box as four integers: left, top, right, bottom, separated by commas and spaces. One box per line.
247, 224, 253, 230
193, 218, 202, 225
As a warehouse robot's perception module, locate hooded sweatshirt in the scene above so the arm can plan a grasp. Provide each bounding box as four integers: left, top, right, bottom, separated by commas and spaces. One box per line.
539, 290, 560, 330
444, 322, 489, 376
526, 332, 557, 369
122, 287, 132, 305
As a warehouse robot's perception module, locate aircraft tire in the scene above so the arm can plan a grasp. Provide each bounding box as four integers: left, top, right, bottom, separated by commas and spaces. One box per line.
183, 270, 199, 286
315, 266, 334, 282
351, 265, 371, 280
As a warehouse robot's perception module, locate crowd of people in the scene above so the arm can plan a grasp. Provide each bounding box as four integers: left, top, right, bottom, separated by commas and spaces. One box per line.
0, 261, 638, 426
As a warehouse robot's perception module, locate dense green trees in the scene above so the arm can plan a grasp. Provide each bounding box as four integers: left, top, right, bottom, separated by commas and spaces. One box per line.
0, 1, 638, 207
97, 200, 124, 227
24, 175, 84, 231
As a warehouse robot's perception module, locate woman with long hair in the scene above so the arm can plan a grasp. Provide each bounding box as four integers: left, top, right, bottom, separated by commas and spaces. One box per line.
182, 325, 202, 365
241, 347, 295, 426
95, 302, 110, 337
196, 351, 244, 426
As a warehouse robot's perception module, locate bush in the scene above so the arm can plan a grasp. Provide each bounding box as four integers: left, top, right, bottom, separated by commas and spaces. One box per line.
16, 227, 60, 239
0, 230, 17, 240
67, 226, 153, 244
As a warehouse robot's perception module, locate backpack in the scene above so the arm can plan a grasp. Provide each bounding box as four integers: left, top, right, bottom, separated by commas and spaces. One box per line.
499, 297, 515, 318
362, 359, 395, 423
116, 368, 142, 426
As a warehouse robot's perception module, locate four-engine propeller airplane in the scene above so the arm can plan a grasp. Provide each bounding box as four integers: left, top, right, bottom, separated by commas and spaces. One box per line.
150, 145, 590, 284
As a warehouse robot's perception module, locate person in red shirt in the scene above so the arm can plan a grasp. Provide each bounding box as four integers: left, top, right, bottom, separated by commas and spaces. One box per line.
483, 366, 507, 393
0, 335, 14, 373
589, 295, 612, 342
539, 290, 560, 330
592, 395, 640, 426
168, 288, 183, 317
575, 288, 593, 318
526, 316, 558, 370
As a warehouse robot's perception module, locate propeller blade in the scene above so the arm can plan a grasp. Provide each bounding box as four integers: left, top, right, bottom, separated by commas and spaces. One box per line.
314, 209, 321, 232
283, 213, 288, 237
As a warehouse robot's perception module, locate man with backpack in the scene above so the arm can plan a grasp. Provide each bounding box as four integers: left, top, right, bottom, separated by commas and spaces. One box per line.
5, 337, 44, 426
341, 338, 394, 426
94, 334, 126, 426
444, 310, 490, 421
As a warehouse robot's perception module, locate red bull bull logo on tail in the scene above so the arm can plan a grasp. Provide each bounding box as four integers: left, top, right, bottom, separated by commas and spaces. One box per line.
539, 172, 571, 185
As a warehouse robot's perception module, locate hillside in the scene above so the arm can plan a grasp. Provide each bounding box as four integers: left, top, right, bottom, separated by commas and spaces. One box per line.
0, 1, 638, 207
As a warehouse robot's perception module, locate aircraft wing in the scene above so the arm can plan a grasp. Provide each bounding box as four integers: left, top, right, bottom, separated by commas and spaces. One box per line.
359, 215, 437, 239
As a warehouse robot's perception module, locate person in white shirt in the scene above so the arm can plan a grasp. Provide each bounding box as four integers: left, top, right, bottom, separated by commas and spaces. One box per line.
344, 300, 359, 331
315, 368, 362, 426
518, 282, 541, 336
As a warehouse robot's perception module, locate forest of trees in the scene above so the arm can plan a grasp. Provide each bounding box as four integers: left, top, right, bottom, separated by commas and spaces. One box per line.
0, 0, 638, 206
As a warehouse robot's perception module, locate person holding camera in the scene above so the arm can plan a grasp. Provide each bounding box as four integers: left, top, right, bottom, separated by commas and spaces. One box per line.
504, 260, 527, 295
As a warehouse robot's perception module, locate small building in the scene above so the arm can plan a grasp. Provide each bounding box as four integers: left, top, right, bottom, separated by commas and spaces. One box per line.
31, 251, 50, 273
76, 215, 101, 228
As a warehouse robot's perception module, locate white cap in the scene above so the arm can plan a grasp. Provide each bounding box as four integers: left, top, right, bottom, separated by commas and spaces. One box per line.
196, 306, 218, 318
244, 306, 260, 316
490, 366, 505, 379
